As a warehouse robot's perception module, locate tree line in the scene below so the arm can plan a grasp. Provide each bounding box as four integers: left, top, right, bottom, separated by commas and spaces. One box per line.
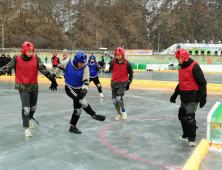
0, 0, 221, 51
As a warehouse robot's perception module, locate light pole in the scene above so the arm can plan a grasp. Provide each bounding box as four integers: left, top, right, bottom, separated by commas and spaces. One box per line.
158, 33, 160, 54
96, 29, 98, 50
2, 22, 4, 50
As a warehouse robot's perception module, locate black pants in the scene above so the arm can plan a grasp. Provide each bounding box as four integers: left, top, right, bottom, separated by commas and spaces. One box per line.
98, 61, 105, 68
65, 85, 95, 126
7, 70, 12, 76
19, 90, 38, 127
90, 76, 102, 93
178, 102, 197, 142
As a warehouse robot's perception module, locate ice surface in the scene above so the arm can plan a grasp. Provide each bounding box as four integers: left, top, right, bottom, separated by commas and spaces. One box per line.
0, 80, 220, 170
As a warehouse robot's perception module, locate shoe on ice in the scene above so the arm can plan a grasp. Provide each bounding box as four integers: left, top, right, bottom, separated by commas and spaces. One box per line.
180, 135, 188, 142
115, 114, 122, 121
93, 114, 106, 121
25, 128, 32, 137
189, 142, 196, 147
100, 93, 105, 98
29, 119, 34, 129
69, 126, 81, 134
122, 112, 127, 120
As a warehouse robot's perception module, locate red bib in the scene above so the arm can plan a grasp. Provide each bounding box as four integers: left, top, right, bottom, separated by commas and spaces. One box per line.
15, 55, 38, 84
179, 61, 199, 91
111, 59, 128, 82
52, 57, 59, 65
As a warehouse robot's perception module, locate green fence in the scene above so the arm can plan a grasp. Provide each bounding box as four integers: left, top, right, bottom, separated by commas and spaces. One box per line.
138, 64, 147, 69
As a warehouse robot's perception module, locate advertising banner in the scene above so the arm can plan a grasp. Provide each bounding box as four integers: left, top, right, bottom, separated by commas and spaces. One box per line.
125, 50, 153, 55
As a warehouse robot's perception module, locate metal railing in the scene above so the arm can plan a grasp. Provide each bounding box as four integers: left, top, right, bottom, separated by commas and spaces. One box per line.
0, 48, 114, 54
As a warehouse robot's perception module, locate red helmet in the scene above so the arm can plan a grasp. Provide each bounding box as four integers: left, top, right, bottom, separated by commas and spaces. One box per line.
175, 48, 189, 62
21, 41, 34, 56
114, 47, 125, 59
63, 53, 67, 58
53, 52, 57, 56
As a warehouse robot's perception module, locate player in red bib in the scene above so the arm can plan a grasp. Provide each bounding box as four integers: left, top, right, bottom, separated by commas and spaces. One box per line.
63, 53, 68, 61
170, 48, 207, 147
0, 42, 58, 137
110, 47, 133, 121
52, 52, 60, 72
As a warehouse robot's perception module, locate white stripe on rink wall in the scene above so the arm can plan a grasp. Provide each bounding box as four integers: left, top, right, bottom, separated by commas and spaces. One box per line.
206, 101, 221, 144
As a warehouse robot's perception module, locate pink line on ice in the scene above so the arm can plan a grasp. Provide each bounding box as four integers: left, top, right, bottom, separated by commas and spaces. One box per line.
99, 115, 204, 169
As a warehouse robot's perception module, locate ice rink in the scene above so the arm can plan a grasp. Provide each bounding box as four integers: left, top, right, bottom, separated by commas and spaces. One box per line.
7, 68, 222, 84
0, 71, 222, 170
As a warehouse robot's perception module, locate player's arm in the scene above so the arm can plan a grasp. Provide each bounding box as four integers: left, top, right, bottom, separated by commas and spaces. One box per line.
37, 56, 58, 91
127, 61, 134, 83
37, 56, 52, 79
109, 59, 114, 72
78, 66, 90, 99
170, 84, 179, 103
53, 59, 69, 76
193, 64, 207, 108
82, 66, 90, 91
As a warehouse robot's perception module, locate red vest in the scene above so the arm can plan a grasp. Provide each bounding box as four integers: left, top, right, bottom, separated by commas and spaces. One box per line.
15, 55, 38, 84
111, 59, 128, 82
179, 61, 199, 91
52, 57, 59, 65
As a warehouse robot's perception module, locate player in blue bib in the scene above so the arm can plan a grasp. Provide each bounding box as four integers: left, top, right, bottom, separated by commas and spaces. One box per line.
88, 55, 105, 98
51, 51, 106, 134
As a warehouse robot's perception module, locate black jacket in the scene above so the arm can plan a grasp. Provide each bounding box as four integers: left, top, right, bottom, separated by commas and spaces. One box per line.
5, 57, 12, 65
0, 55, 7, 67
174, 58, 207, 103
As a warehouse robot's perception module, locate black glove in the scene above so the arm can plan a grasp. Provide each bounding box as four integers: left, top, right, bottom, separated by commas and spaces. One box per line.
49, 79, 58, 91
125, 82, 130, 90
170, 93, 178, 103
200, 97, 206, 108
78, 89, 87, 99
49, 73, 56, 81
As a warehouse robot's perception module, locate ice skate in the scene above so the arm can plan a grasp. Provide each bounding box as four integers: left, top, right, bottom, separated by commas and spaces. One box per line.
122, 112, 127, 120
29, 119, 34, 129
115, 114, 122, 121
25, 128, 32, 137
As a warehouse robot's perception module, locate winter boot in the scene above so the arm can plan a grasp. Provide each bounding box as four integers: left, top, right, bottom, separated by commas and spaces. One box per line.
100, 93, 105, 98
29, 119, 34, 129
93, 114, 106, 121
115, 114, 122, 121
180, 135, 188, 142
25, 128, 32, 137
69, 126, 81, 134
122, 112, 127, 120
189, 142, 196, 147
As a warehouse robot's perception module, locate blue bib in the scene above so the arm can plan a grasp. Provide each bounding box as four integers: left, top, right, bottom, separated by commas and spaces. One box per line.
88, 62, 98, 77
65, 60, 87, 87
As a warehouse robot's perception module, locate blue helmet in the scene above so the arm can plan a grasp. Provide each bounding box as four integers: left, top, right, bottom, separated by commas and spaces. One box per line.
73, 51, 87, 67
89, 55, 96, 63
